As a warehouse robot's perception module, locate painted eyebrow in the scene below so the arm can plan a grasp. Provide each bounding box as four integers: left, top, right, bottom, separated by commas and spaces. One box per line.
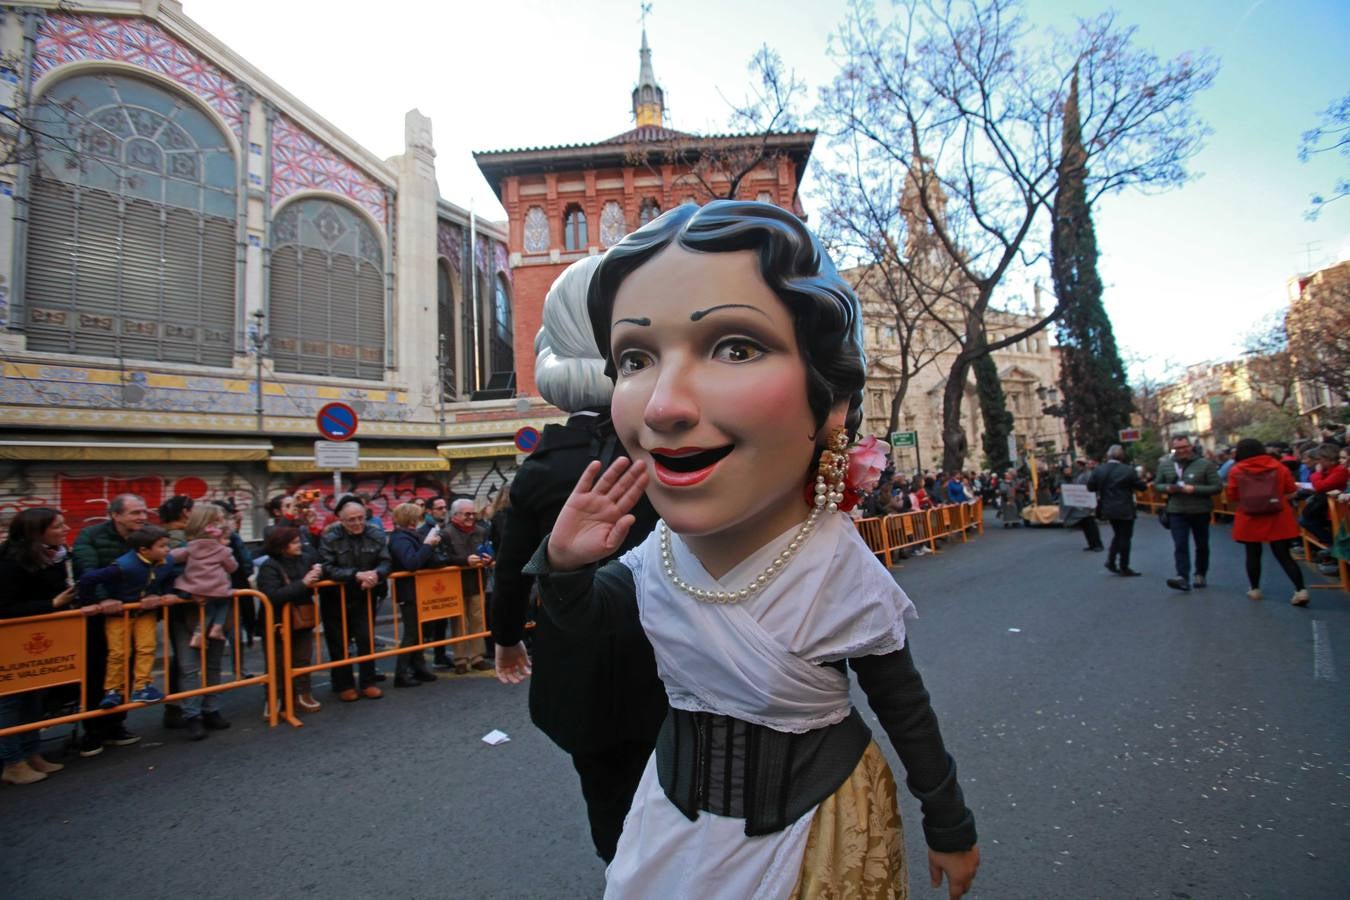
615, 316, 651, 327
689, 303, 770, 322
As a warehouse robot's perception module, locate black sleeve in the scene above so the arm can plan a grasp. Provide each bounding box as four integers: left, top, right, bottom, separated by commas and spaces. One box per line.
850, 643, 977, 852
256, 562, 311, 607
492, 502, 542, 646
522, 536, 642, 636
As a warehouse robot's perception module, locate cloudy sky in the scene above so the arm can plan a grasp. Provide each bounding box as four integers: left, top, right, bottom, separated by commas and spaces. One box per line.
187, 0, 1350, 380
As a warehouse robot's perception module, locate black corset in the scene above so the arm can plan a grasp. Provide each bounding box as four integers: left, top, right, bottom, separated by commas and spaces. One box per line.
654, 706, 872, 837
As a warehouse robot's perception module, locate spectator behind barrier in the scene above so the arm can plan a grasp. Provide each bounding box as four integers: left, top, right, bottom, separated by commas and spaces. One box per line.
387, 502, 443, 687
256, 526, 323, 715
0, 508, 78, 785
438, 499, 493, 674
70, 493, 149, 756
77, 526, 179, 710
317, 494, 390, 702
175, 504, 238, 648
1301, 442, 1349, 548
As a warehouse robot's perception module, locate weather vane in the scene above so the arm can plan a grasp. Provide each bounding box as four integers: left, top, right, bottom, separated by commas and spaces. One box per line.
640, 2, 652, 28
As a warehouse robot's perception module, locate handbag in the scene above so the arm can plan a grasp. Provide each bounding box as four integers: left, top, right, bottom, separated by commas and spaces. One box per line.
278, 564, 317, 631
1157, 509, 1171, 530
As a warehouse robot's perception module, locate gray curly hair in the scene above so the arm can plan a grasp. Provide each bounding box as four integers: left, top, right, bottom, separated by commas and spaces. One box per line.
534, 255, 610, 413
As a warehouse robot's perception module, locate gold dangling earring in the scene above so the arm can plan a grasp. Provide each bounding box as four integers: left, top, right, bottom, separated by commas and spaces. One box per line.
813, 426, 849, 513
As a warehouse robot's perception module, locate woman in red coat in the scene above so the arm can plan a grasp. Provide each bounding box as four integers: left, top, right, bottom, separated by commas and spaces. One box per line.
1227, 438, 1308, 606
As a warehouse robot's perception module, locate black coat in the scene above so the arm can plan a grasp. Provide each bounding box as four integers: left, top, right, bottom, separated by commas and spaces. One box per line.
491, 409, 667, 754
256, 549, 319, 609
0, 553, 69, 619
1087, 459, 1147, 520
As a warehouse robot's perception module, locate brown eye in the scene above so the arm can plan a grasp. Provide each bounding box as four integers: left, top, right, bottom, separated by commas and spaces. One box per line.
713, 339, 766, 363
617, 349, 654, 375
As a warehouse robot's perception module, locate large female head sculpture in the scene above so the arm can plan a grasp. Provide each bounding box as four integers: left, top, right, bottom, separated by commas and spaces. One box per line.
585, 200, 868, 551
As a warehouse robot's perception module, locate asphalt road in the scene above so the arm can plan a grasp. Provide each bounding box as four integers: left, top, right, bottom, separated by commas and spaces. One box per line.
3, 513, 1346, 899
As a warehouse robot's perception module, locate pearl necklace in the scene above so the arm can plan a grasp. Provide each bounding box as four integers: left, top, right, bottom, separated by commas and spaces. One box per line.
659, 432, 849, 605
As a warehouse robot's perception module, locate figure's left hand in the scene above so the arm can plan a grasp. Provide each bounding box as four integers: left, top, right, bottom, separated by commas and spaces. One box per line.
494, 642, 531, 685
928, 846, 980, 899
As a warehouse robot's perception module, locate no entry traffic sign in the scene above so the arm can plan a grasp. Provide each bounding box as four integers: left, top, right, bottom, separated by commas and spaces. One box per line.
514, 426, 541, 453
316, 402, 359, 441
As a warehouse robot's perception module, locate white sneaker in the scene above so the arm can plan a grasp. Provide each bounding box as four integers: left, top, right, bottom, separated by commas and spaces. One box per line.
1291, 590, 1309, 607
1246, 588, 1262, 601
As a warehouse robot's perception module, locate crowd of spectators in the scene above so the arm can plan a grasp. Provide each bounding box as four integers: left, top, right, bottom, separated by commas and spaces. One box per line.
0, 488, 505, 782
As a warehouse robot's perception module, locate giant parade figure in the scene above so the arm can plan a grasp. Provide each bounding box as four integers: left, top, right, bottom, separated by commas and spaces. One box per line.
524, 200, 981, 898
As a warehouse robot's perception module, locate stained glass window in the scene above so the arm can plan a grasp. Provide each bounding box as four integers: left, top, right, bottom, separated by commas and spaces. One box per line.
523, 205, 549, 253
599, 200, 626, 247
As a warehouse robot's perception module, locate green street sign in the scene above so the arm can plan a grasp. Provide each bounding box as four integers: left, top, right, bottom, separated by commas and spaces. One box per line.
890, 431, 918, 448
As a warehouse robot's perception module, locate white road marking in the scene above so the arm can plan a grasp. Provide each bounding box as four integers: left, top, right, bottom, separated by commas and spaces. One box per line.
1312, 620, 1336, 681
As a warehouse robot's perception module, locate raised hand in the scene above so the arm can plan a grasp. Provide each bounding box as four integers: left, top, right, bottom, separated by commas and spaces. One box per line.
547, 457, 648, 572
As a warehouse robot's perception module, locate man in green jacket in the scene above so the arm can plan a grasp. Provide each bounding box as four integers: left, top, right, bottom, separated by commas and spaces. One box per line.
1154, 436, 1222, 591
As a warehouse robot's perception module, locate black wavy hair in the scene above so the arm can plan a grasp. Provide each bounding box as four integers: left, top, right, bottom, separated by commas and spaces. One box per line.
587, 200, 867, 436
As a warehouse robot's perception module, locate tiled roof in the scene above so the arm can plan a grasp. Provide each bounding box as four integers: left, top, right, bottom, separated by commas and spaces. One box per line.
599, 125, 694, 144
474, 128, 815, 158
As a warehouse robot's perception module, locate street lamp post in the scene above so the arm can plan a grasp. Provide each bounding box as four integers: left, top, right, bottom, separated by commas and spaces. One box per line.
249, 308, 269, 434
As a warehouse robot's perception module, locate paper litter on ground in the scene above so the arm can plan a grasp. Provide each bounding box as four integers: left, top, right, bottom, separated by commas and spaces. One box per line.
481, 729, 510, 745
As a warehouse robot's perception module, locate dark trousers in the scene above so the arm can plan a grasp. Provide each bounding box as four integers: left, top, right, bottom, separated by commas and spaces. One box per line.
1169, 512, 1211, 580
1107, 519, 1135, 568
1075, 517, 1102, 549
1242, 540, 1305, 591
426, 619, 453, 664
319, 585, 377, 693
395, 599, 432, 679
571, 740, 656, 863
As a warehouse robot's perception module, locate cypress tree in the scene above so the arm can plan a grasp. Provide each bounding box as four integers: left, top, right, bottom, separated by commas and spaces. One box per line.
1052, 67, 1134, 459
974, 345, 1015, 472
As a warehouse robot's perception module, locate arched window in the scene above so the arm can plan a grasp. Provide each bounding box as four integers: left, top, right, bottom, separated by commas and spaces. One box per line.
599, 200, 626, 247
25, 72, 237, 365
269, 198, 385, 380
522, 205, 549, 253
563, 204, 587, 252
437, 260, 457, 398
638, 197, 661, 226
756, 191, 774, 204
491, 275, 514, 377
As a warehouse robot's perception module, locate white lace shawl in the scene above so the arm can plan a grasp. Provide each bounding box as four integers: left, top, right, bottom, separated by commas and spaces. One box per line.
619, 511, 917, 734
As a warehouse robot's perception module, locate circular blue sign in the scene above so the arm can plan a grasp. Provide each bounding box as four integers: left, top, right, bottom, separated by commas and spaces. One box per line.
514, 426, 541, 453
316, 402, 359, 441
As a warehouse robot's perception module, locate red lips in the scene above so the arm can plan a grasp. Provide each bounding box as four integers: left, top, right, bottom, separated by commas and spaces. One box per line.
649, 445, 734, 488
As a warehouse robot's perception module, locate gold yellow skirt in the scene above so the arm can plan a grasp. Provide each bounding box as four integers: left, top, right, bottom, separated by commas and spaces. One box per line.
789, 741, 907, 899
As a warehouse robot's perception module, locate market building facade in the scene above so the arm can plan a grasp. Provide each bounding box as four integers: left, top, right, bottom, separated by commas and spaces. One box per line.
0, 0, 548, 539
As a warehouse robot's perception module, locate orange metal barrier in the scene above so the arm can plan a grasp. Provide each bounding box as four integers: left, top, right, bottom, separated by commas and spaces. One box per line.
277, 565, 491, 728
1299, 497, 1350, 593
854, 501, 985, 569
0, 589, 276, 738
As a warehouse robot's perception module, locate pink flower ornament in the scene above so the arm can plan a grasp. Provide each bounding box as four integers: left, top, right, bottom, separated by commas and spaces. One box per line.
840, 436, 890, 512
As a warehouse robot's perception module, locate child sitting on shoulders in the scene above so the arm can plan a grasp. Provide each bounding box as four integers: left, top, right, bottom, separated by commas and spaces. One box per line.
77, 526, 181, 708
175, 504, 240, 648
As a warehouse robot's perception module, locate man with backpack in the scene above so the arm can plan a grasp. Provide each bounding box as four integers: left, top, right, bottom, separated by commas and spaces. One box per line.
1226, 438, 1307, 606
1154, 436, 1222, 592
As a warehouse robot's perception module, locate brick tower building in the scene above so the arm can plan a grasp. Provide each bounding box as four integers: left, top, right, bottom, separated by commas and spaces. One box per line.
473, 30, 816, 396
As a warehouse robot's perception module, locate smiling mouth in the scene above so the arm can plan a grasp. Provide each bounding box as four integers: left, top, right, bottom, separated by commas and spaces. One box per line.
650, 445, 734, 487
